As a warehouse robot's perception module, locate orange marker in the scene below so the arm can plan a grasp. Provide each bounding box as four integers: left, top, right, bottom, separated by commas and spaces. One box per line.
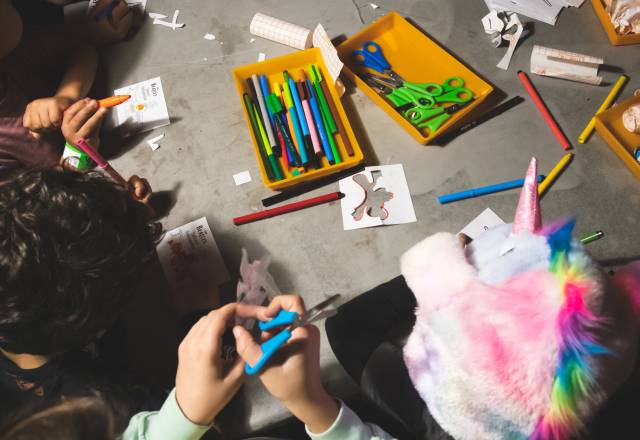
98, 95, 131, 108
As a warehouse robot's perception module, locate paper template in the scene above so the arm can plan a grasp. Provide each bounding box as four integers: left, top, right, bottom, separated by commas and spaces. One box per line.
312, 24, 344, 85
114, 77, 170, 137
157, 217, 230, 292
250, 13, 312, 50
530, 45, 604, 85
339, 164, 416, 230
459, 208, 505, 239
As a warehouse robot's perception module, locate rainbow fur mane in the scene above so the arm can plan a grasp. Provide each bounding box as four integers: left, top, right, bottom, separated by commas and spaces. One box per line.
532, 220, 609, 440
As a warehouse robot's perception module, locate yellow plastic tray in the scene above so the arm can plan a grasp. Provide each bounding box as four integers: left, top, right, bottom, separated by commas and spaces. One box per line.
591, 0, 640, 46
232, 48, 364, 191
336, 11, 494, 144
595, 95, 640, 180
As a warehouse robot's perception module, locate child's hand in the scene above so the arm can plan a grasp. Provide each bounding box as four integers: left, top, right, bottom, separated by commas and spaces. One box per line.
176, 304, 246, 425
61, 98, 107, 149
23, 96, 74, 135
127, 175, 152, 203
233, 295, 340, 433
88, 0, 134, 44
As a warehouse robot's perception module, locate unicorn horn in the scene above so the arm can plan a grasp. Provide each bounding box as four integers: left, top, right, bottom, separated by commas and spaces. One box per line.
512, 157, 541, 234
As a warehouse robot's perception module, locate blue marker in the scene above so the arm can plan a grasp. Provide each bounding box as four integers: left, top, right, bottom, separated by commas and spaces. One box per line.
438, 175, 545, 204
287, 75, 310, 136
305, 80, 333, 163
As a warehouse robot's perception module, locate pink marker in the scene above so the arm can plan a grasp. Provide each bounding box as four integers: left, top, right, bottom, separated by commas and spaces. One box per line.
297, 81, 322, 154
75, 138, 128, 187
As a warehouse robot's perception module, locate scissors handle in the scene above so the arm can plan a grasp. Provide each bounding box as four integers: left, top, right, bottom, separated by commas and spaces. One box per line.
258, 310, 298, 331
244, 328, 292, 375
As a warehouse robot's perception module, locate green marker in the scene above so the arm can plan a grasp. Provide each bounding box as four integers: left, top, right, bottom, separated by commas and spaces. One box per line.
253, 102, 283, 180
243, 94, 274, 180
580, 230, 604, 245
320, 102, 341, 164
310, 64, 337, 133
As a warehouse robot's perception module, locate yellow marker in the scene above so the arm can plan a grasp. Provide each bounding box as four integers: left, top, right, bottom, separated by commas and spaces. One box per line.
252, 103, 273, 156
578, 75, 627, 144
539, 153, 574, 196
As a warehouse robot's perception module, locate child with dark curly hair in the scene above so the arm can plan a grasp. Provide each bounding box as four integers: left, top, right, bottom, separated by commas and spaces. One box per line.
0, 167, 159, 423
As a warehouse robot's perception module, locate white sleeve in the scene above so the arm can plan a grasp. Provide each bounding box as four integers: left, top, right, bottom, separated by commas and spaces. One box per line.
306, 400, 396, 440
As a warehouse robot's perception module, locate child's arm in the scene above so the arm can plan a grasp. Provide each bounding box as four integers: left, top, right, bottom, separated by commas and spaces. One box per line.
234, 295, 396, 440
23, 42, 97, 135
122, 304, 246, 440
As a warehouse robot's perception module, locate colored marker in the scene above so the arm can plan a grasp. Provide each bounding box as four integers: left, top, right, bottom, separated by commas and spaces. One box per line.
253, 103, 283, 180
280, 81, 309, 165
303, 78, 334, 163
243, 93, 274, 180
98, 95, 131, 108
287, 74, 315, 162
94, 0, 118, 21
304, 69, 340, 163
578, 75, 628, 144
538, 153, 574, 196
517, 71, 572, 151
297, 81, 322, 155
259, 75, 281, 156
234, 191, 343, 225
75, 138, 127, 186
580, 230, 604, 245
250, 75, 277, 154
268, 93, 300, 167
437, 96, 525, 143
438, 175, 544, 204
309, 65, 336, 134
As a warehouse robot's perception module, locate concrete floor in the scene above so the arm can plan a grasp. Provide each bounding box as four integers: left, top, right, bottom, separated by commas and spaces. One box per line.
104, 0, 640, 436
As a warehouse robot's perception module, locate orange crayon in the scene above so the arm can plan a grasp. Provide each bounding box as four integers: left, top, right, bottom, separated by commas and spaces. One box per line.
98, 95, 131, 108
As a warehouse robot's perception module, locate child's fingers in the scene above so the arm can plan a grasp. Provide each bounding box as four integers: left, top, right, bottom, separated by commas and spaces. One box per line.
78, 107, 107, 138
63, 98, 89, 122
263, 295, 306, 319
69, 100, 99, 129
48, 106, 63, 128
233, 326, 263, 367
111, 1, 131, 23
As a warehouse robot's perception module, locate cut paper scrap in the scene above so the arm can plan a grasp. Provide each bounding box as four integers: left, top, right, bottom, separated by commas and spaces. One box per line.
459, 208, 505, 239
339, 164, 416, 230
312, 24, 344, 85
235, 249, 281, 330
496, 14, 523, 70
484, 0, 584, 25
530, 45, 604, 85
482, 10, 524, 70
156, 217, 230, 294
149, 9, 185, 30
114, 77, 170, 137
233, 170, 252, 186
258, 52, 266, 62
204, 33, 216, 40
370, 3, 380, 9
250, 13, 312, 50
146, 133, 164, 151
88, 0, 147, 14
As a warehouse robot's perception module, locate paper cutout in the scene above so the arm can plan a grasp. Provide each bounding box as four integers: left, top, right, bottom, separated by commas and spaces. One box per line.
312, 24, 344, 85
351, 172, 394, 220
482, 11, 523, 70
370, 3, 380, 8
496, 14, 523, 70
236, 249, 281, 330
484, 0, 584, 25
156, 217, 230, 293
530, 45, 604, 85
146, 133, 164, 151
258, 52, 266, 62
250, 13, 312, 50
149, 10, 185, 30
459, 208, 505, 239
233, 170, 252, 186
114, 77, 170, 137
339, 164, 416, 230
204, 33, 216, 40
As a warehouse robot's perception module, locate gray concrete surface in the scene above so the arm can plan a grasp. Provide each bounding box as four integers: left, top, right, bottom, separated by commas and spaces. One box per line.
105, 0, 640, 436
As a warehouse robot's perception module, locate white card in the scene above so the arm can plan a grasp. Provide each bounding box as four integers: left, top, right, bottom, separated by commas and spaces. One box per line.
156, 217, 230, 291
339, 164, 416, 230
114, 77, 170, 137
233, 170, 252, 186
459, 208, 505, 239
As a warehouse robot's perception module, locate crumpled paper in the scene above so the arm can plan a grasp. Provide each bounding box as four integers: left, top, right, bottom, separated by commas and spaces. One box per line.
605, 0, 640, 34
235, 248, 281, 329
481, 10, 524, 70
622, 104, 640, 134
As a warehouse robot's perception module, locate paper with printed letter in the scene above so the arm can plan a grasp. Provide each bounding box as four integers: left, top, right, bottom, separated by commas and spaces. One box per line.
113, 77, 170, 137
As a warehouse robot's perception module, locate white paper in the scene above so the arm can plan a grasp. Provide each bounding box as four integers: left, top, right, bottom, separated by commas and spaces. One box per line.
312, 24, 343, 85
204, 33, 216, 40
150, 9, 185, 30
258, 52, 266, 62
530, 45, 604, 85
496, 14, 523, 70
370, 3, 380, 8
88, 0, 147, 14
233, 170, 252, 186
339, 164, 416, 230
484, 0, 583, 25
459, 208, 505, 239
114, 77, 170, 137
249, 13, 312, 50
146, 133, 164, 151
156, 217, 230, 292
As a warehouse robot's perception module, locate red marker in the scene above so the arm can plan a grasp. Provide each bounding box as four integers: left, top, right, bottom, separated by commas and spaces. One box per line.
517, 71, 571, 151
233, 191, 343, 226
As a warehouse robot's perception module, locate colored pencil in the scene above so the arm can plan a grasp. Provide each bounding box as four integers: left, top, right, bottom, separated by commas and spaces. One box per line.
234, 191, 343, 225
75, 138, 127, 186
538, 153, 574, 196
98, 95, 131, 108
517, 71, 572, 151
438, 175, 544, 204
580, 230, 604, 244
578, 75, 627, 144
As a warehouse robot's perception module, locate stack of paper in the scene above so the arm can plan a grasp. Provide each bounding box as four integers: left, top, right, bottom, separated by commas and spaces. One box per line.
484, 0, 584, 25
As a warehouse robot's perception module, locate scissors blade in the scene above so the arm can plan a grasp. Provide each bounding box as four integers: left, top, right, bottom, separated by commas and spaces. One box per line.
292, 294, 341, 328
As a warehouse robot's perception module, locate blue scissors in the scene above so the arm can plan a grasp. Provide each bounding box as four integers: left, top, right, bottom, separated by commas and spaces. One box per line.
352, 41, 404, 82
244, 294, 341, 375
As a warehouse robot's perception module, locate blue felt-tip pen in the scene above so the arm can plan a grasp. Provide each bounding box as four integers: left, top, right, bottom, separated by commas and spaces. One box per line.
287, 76, 310, 136
438, 175, 545, 204
305, 80, 333, 163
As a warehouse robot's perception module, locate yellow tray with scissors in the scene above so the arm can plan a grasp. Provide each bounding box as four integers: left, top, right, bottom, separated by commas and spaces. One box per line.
336, 11, 494, 145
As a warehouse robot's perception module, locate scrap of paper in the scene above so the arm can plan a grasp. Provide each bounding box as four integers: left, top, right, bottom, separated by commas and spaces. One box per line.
370, 3, 380, 9
156, 217, 230, 292
114, 77, 170, 137
530, 45, 604, 85
88, 0, 147, 14
482, 10, 523, 70
204, 33, 216, 40
459, 208, 505, 239
236, 249, 281, 330
339, 164, 416, 231
258, 52, 266, 62
233, 170, 252, 186
249, 13, 312, 50
484, 0, 583, 25
606, 0, 640, 35
149, 9, 185, 30
146, 133, 164, 151
312, 24, 344, 85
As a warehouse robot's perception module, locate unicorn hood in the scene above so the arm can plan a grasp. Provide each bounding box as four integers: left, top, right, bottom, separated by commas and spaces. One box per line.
402, 158, 640, 440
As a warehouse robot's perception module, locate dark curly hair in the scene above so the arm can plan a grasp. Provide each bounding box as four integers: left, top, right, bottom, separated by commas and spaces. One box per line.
0, 168, 160, 355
